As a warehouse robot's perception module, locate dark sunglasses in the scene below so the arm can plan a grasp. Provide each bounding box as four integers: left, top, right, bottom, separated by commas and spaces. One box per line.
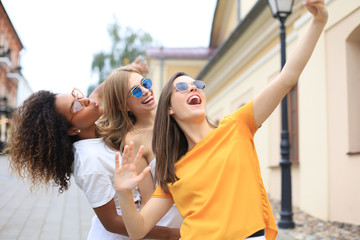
130, 78, 152, 98
175, 80, 205, 92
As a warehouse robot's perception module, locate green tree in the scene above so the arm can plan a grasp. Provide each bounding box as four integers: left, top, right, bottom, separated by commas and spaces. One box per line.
88, 19, 154, 96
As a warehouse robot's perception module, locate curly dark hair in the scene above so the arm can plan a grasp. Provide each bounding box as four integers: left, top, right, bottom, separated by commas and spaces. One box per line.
4, 90, 79, 193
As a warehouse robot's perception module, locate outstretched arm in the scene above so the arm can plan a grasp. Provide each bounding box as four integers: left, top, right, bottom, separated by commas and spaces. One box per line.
253, 0, 328, 126
114, 142, 174, 239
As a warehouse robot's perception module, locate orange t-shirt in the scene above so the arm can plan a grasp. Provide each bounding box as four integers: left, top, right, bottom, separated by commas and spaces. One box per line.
153, 101, 278, 240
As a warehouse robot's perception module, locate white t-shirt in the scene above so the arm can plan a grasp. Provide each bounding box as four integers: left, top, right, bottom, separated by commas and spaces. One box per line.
73, 138, 129, 240
73, 138, 119, 209
149, 159, 183, 228
72, 138, 183, 239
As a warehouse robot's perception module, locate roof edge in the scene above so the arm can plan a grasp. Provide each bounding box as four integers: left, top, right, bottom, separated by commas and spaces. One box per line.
197, 0, 268, 79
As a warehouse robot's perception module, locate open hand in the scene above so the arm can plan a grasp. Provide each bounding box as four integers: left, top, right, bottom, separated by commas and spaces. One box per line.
303, 0, 328, 23
114, 142, 151, 193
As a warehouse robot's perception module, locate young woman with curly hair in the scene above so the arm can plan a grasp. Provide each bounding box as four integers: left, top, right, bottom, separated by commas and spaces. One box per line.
5, 90, 77, 193
4, 57, 180, 239
113, 1, 328, 239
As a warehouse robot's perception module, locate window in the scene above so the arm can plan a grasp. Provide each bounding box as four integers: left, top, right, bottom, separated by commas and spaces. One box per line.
288, 85, 298, 162
346, 25, 360, 154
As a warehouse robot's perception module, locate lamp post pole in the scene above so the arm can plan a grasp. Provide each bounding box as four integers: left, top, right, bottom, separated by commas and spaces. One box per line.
278, 16, 295, 229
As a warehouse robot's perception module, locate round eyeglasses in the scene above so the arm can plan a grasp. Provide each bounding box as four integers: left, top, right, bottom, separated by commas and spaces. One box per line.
70, 88, 84, 121
130, 78, 152, 98
175, 80, 205, 92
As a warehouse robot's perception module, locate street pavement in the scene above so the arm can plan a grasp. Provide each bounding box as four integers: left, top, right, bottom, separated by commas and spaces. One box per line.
0, 154, 93, 240
0, 154, 294, 240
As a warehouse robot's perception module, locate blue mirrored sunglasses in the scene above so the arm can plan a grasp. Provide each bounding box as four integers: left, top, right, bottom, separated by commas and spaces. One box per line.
175, 80, 205, 92
130, 78, 152, 98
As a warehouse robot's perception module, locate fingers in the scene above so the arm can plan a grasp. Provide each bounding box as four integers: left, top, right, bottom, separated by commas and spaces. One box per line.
128, 141, 134, 163
138, 166, 151, 181
303, 0, 323, 4
122, 142, 144, 166
133, 55, 142, 64
303, 0, 327, 23
115, 152, 120, 169
122, 144, 129, 165
133, 145, 144, 166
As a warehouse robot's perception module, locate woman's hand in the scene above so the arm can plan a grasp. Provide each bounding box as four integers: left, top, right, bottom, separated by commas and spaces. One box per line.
130, 55, 150, 74
114, 142, 151, 193
304, 0, 328, 23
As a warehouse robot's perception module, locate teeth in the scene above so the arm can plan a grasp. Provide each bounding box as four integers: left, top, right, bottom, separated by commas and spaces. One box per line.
187, 95, 200, 104
142, 96, 152, 104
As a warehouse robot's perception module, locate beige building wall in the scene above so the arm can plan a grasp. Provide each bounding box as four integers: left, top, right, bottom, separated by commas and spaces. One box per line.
210, 1, 239, 47
202, 0, 360, 224
205, 3, 286, 203
146, 57, 208, 100
146, 0, 360, 225
240, 0, 258, 19
326, 2, 360, 224
295, 9, 329, 221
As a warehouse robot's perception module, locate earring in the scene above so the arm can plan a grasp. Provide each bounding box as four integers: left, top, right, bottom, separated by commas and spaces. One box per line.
78, 130, 81, 133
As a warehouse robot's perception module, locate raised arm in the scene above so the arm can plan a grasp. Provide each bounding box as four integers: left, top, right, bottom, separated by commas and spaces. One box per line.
114, 143, 174, 239
253, 0, 328, 126
130, 55, 150, 75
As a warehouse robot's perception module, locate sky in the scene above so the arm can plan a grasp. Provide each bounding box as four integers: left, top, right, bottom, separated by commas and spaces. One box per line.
2, 0, 217, 94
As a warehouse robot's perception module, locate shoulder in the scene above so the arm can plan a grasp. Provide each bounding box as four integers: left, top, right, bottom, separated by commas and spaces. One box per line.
218, 100, 258, 136
124, 129, 151, 150
73, 139, 117, 175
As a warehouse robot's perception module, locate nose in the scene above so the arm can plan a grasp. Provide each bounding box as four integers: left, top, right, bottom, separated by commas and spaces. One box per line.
189, 83, 198, 92
78, 97, 90, 106
140, 85, 150, 95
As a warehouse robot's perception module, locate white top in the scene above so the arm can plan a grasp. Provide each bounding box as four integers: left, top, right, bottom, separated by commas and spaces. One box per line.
73, 138, 120, 208
148, 159, 183, 228
72, 138, 182, 238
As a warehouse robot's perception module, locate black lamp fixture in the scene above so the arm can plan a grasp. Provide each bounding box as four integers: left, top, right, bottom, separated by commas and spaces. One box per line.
268, 0, 294, 19
266, 0, 295, 229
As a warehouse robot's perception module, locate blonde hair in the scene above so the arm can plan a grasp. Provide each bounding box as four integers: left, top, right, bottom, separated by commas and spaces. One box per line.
97, 66, 142, 151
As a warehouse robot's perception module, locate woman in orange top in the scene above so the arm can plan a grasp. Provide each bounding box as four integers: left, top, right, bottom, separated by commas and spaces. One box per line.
113, 1, 328, 239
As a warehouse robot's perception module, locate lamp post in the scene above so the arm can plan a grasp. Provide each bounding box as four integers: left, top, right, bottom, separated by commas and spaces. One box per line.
266, 0, 295, 229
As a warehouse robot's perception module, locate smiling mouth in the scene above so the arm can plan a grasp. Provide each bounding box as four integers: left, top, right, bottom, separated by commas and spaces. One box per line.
142, 96, 153, 104
187, 95, 201, 105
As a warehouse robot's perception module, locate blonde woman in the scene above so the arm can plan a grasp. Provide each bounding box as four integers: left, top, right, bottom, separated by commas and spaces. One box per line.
98, 62, 183, 237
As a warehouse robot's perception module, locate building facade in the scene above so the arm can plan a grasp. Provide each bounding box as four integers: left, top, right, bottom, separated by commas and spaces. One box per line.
0, 2, 31, 151
198, 0, 360, 225
145, 47, 215, 100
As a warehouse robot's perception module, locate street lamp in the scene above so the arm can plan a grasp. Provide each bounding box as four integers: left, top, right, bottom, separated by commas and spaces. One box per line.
266, 0, 295, 229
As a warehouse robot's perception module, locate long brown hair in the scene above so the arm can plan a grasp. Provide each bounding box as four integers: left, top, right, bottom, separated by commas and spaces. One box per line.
4, 91, 79, 193
97, 66, 142, 151
152, 72, 190, 193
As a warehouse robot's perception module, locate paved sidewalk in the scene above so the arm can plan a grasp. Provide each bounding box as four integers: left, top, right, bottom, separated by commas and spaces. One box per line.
0, 154, 296, 240
0, 154, 94, 240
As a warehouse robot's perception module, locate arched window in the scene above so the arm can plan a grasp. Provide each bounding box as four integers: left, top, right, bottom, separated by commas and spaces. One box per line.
346, 25, 360, 154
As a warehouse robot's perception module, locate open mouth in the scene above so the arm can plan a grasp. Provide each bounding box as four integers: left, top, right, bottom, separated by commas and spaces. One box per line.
142, 95, 154, 104
187, 95, 202, 105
